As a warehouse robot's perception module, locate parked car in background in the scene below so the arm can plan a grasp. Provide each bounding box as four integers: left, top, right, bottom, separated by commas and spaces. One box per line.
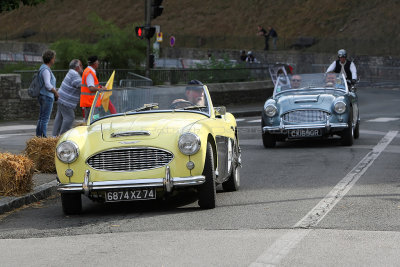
261, 73, 360, 148
56, 84, 241, 214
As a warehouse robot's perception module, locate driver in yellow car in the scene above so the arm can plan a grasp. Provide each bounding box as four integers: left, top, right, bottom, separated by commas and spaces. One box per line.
171, 80, 205, 108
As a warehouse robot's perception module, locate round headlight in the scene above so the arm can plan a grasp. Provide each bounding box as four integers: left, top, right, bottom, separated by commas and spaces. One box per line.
56, 141, 79, 163
264, 104, 277, 117
334, 101, 346, 114
178, 133, 201, 155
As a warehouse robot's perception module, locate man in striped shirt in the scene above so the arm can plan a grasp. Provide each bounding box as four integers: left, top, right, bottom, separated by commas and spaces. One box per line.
52, 59, 83, 136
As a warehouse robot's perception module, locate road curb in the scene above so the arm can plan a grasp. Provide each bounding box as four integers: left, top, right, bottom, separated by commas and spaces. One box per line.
0, 180, 58, 215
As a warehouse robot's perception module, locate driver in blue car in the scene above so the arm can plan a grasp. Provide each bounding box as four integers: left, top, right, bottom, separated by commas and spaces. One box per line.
171, 80, 205, 108
326, 49, 357, 86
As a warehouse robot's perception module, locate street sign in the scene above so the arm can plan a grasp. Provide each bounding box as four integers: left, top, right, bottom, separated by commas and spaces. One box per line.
157, 32, 163, 42
170, 35, 175, 47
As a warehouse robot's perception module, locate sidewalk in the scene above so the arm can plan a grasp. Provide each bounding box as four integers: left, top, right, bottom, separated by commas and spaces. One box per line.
0, 103, 264, 215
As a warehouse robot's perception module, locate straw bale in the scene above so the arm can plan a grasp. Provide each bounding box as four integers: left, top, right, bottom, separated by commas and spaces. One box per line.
25, 136, 60, 173
0, 153, 34, 196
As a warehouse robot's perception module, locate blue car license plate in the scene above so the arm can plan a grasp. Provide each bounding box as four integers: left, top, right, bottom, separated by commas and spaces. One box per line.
288, 129, 322, 138
105, 188, 156, 202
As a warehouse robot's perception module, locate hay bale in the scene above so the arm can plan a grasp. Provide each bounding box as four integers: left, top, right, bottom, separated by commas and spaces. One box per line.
25, 136, 60, 173
0, 153, 34, 196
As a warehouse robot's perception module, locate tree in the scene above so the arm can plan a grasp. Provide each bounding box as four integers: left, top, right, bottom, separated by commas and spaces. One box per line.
0, 0, 45, 13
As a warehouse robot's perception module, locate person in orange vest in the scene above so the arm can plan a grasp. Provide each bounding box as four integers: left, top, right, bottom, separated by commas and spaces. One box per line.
80, 56, 104, 121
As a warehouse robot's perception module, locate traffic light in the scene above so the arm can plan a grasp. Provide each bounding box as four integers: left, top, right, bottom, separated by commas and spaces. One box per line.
135, 26, 144, 39
151, 0, 163, 20
146, 27, 156, 38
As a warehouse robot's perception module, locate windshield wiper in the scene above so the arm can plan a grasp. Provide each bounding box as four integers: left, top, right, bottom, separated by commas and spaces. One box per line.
178, 105, 207, 110
126, 103, 159, 113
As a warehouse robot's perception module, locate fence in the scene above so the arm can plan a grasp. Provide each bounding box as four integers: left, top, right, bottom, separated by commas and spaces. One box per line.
14, 66, 272, 88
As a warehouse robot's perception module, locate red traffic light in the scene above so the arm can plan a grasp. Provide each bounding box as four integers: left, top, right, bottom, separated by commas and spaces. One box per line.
135, 26, 144, 39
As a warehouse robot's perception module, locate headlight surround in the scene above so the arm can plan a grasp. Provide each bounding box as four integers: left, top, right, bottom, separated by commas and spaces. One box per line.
264, 104, 277, 117
334, 101, 346, 114
56, 141, 79, 163
178, 133, 201, 155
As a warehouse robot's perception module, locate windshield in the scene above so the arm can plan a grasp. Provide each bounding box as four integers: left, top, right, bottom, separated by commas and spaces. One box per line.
90, 85, 211, 123
274, 73, 347, 96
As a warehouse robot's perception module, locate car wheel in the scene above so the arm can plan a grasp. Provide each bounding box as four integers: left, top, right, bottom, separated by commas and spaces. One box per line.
61, 193, 82, 215
198, 142, 216, 209
262, 132, 276, 148
222, 144, 240, 192
341, 113, 354, 146
354, 120, 360, 139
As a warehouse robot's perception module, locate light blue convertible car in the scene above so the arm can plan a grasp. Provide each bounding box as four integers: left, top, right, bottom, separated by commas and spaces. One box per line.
261, 73, 360, 148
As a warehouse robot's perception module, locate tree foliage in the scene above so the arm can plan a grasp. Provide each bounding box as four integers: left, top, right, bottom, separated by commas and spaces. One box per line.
50, 13, 146, 69
0, 0, 45, 13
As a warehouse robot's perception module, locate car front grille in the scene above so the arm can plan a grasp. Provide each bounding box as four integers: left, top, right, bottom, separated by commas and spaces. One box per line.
282, 110, 329, 123
87, 147, 174, 172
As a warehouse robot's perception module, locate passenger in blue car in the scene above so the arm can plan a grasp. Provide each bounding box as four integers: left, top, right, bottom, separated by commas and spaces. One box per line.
291, 75, 302, 89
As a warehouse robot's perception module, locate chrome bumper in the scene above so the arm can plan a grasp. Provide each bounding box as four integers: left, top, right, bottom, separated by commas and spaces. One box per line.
263, 118, 348, 133
58, 166, 205, 195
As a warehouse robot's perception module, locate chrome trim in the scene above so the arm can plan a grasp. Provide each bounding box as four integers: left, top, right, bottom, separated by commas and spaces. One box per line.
164, 166, 172, 192
86, 147, 174, 172
83, 170, 90, 196
263, 122, 348, 133
57, 170, 205, 193
111, 131, 150, 137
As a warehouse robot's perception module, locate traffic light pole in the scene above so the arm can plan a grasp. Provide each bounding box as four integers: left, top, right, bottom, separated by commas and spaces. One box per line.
145, 0, 151, 78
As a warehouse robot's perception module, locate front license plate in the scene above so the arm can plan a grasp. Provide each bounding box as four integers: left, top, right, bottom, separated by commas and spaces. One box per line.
288, 129, 322, 138
105, 188, 156, 202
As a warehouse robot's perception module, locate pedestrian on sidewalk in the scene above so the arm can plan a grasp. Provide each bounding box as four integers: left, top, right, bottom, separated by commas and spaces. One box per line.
268, 26, 278, 50
36, 50, 59, 137
80, 56, 104, 122
52, 59, 83, 136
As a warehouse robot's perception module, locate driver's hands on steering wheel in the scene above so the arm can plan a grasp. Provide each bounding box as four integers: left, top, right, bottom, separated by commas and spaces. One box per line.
170, 99, 193, 109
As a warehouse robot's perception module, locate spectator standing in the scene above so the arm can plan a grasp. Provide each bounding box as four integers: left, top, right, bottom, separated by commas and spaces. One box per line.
52, 59, 83, 136
257, 25, 269, 50
36, 50, 59, 137
268, 26, 278, 50
80, 56, 104, 121
326, 49, 357, 85
240, 50, 247, 61
246, 51, 257, 63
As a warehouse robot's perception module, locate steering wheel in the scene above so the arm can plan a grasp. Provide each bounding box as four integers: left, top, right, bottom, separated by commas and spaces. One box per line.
170, 100, 193, 109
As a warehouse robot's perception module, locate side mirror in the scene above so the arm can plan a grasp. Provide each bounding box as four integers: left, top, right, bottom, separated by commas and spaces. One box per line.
214, 106, 226, 118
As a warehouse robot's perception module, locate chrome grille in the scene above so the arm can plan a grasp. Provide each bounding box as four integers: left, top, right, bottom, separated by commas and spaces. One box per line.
282, 110, 329, 123
87, 147, 174, 172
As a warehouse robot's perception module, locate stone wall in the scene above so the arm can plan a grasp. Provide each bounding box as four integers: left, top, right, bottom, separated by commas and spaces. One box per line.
162, 48, 400, 81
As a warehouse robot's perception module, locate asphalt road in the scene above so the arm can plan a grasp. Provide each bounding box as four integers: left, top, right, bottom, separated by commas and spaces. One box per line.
0, 87, 399, 266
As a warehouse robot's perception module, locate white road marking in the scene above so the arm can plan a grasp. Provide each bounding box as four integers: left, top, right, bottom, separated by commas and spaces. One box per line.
249, 130, 398, 267
0, 133, 33, 139
248, 119, 262, 123
367, 117, 400, 122
0, 125, 36, 132
235, 118, 245, 122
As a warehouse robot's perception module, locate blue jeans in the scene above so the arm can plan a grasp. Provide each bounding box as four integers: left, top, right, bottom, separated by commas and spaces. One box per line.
52, 102, 75, 136
36, 94, 54, 137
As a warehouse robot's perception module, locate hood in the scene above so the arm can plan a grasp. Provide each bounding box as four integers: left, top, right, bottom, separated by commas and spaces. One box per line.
101, 113, 205, 142
277, 94, 336, 113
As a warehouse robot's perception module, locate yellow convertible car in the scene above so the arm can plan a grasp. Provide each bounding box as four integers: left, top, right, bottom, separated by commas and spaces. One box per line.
55, 82, 241, 214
